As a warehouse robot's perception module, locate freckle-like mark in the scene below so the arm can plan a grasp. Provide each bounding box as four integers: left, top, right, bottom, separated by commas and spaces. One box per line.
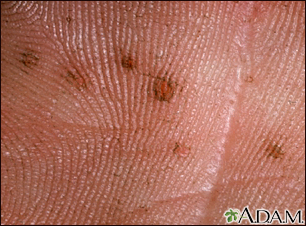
260, 135, 287, 160
245, 76, 254, 83
153, 77, 177, 102
173, 142, 190, 157
20, 52, 39, 68
266, 142, 285, 159
121, 55, 135, 70
61, 68, 89, 91
66, 16, 72, 23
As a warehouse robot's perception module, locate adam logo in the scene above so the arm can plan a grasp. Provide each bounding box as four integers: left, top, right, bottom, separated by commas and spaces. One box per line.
224, 209, 239, 223
224, 207, 304, 224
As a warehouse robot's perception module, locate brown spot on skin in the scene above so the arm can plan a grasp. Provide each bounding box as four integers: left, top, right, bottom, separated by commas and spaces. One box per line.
153, 77, 177, 102
20, 52, 39, 68
66, 16, 71, 23
121, 56, 135, 70
259, 135, 287, 160
62, 68, 89, 91
266, 142, 285, 159
173, 142, 190, 157
245, 76, 254, 83
140, 67, 185, 102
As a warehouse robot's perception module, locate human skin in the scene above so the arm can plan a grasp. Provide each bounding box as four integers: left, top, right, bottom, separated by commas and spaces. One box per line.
1, 1, 305, 225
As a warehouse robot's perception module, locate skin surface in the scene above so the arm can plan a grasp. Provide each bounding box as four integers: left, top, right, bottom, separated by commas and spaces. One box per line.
1, 1, 305, 225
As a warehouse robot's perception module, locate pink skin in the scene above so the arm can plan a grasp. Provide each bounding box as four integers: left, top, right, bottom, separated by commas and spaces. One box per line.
1, 2, 305, 225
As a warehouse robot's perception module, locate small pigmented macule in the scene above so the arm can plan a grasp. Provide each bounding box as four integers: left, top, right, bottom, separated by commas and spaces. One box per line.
153, 77, 176, 102
261, 135, 287, 160
173, 142, 190, 157
20, 51, 39, 67
266, 143, 285, 159
121, 55, 135, 70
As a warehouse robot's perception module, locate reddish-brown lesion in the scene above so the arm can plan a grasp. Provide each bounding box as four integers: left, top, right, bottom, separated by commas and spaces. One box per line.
121, 55, 135, 70
265, 142, 285, 159
173, 142, 190, 157
257, 134, 287, 160
153, 77, 177, 102
20, 51, 39, 68
61, 68, 90, 91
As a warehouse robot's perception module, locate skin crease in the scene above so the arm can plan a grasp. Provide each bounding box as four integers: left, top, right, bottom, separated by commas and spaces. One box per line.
1, 1, 305, 225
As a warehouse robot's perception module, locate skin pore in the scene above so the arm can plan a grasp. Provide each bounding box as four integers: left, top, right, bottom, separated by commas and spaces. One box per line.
1, 2, 305, 224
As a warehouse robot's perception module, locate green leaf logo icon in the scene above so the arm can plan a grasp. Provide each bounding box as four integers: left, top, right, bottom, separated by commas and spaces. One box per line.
224, 209, 239, 223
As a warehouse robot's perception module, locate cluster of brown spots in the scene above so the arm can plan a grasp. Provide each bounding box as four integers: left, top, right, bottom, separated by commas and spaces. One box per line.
153, 77, 177, 102
120, 52, 184, 103
20, 52, 39, 68
121, 55, 135, 70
